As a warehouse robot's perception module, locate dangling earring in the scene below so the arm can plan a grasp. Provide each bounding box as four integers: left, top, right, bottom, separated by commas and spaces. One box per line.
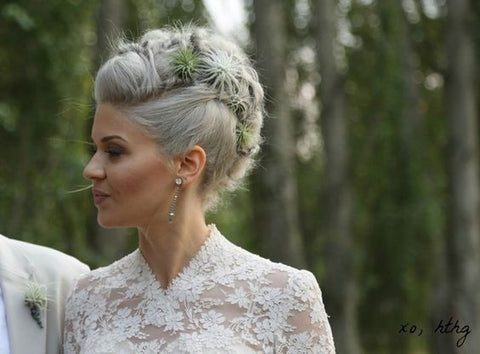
168, 177, 183, 223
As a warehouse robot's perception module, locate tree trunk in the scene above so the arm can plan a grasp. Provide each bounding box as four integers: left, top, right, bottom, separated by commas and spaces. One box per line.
95, 0, 128, 68
444, 0, 480, 352
314, 0, 360, 352
399, 7, 420, 147
251, 0, 306, 268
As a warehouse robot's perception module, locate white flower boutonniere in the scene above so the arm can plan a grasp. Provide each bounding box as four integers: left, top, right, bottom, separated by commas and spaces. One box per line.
24, 282, 48, 328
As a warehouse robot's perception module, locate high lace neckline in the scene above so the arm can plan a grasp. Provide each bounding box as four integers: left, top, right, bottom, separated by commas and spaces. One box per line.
136, 224, 221, 292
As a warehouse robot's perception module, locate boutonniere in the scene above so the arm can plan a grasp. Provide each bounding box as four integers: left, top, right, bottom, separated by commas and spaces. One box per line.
24, 282, 48, 328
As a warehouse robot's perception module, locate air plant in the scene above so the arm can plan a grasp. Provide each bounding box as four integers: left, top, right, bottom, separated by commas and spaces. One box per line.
236, 121, 255, 155
24, 282, 48, 328
198, 50, 241, 95
173, 46, 199, 82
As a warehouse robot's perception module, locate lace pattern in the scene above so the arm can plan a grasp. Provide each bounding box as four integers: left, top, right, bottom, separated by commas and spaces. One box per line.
64, 226, 335, 353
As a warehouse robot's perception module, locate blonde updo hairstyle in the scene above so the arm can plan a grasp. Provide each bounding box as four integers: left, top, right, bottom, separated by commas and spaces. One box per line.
94, 25, 264, 210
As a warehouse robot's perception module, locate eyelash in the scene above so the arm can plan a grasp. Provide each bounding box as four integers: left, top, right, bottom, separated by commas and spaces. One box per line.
106, 146, 123, 158
88, 144, 123, 158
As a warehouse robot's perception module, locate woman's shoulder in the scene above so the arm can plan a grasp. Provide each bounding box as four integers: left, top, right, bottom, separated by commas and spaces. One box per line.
222, 236, 321, 294
222, 238, 334, 352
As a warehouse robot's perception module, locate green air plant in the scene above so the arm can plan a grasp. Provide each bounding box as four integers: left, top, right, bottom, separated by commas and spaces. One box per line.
199, 50, 241, 95
173, 47, 199, 82
24, 282, 48, 328
236, 121, 254, 154
229, 94, 247, 115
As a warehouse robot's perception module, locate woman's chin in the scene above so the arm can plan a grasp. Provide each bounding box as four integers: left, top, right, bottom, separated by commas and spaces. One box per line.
97, 214, 123, 228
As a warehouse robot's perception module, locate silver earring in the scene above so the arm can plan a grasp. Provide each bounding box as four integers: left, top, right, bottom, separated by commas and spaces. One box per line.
168, 177, 183, 223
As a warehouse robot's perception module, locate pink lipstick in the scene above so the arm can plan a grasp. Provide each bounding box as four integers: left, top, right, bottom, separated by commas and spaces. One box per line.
92, 189, 110, 206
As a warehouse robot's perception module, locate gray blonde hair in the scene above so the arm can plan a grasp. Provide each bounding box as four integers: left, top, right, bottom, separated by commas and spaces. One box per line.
94, 25, 264, 209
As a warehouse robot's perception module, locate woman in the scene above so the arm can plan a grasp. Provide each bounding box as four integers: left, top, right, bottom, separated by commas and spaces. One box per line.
64, 25, 335, 353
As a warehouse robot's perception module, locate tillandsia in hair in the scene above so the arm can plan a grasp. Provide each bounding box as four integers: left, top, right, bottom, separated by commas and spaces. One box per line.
196, 49, 243, 96
236, 121, 256, 156
173, 46, 199, 82
101, 25, 263, 158
168, 35, 258, 156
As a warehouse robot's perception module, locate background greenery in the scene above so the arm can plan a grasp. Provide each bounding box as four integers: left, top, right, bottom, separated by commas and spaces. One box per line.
1, 0, 479, 353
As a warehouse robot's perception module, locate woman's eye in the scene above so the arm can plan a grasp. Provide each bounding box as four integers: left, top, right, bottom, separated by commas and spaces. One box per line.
106, 146, 123, 158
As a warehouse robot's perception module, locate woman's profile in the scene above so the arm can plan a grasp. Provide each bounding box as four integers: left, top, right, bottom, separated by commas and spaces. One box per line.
63, 24, 335, 353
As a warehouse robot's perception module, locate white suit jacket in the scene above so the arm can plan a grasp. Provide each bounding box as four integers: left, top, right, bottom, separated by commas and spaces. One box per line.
0, 234, 89, 354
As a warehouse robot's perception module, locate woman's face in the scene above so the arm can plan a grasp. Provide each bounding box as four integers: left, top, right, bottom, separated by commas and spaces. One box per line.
83, 103, 176, 228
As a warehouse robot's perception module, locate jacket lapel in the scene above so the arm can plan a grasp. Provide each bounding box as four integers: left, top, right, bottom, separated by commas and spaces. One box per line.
0, 235, 47, 354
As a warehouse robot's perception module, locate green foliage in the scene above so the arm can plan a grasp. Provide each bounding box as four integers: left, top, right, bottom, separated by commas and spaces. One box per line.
345, 1, 447, 351
135, 0, 207, 30
0, 1, 96, 260
207, 186, 256, 252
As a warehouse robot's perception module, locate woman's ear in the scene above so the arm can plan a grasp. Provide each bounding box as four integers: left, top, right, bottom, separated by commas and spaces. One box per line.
176, 145, 206, 186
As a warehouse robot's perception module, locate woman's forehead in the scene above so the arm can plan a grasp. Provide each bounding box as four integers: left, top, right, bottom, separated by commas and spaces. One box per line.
92, 104, 149, 143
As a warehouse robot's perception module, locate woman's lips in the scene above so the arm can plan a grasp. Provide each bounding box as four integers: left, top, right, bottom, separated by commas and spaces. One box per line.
92, 189, 110, 206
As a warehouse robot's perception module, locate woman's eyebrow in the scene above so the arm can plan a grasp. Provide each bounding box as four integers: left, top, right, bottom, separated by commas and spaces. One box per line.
102, 135, 127, 143
90, 135, 128, 143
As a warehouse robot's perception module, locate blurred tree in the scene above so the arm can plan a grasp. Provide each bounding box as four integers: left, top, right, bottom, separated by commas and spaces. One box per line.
345, 0, 445, 351
0, 1, 96, 260
313, 0, 359, 353
251, 0, 306, 268
444, 0, 480, 352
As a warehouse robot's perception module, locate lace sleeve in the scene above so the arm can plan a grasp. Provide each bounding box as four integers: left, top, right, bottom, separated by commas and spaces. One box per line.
63, 277, 83, 353
276, 270, 336, 353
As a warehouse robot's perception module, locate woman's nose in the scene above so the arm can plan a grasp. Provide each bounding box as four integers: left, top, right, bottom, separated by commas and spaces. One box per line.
83, 154, 105, 180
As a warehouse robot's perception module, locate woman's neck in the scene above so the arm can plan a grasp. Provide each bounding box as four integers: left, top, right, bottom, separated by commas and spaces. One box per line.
138, 203, 209, 290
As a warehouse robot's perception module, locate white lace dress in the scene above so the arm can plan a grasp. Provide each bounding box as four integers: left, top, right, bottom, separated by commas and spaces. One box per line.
64, 226, 335, 353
